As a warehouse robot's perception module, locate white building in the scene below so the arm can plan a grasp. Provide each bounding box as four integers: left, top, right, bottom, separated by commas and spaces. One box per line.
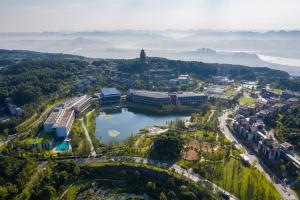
44, 95, 91, 138
44, 108, 75, 138
68, 95, 92, 113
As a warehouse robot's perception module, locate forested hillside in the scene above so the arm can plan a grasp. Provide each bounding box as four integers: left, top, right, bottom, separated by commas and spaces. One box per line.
276, 104, 300, 150
0, 49, 291, 134
95, 57, 289, 81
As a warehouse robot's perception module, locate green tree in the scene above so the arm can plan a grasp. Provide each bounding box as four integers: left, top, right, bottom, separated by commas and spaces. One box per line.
0, 186, 8, 199
160, 192, 168, 200
167, 190, 176, 200
150, 132, 183, 160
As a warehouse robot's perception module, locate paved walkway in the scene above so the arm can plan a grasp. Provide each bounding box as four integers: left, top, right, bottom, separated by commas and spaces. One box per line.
84, 156, 239, 200
80, 118, 97, 158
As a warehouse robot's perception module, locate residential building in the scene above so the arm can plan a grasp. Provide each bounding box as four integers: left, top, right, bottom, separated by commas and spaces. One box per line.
259, 138, 281, 162
178, 74, 189, 84
287, 98, 299, 106
281, 142, 294, 154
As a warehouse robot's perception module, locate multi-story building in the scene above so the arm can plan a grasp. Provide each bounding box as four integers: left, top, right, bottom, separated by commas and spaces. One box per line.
100, 87, 121, 103
259, 138, 281, 162
175, 92, 208, 105
128, 89, 208, 106
128, 90, 171, 106
68, 95, 92, 113
44, 108, 75, 137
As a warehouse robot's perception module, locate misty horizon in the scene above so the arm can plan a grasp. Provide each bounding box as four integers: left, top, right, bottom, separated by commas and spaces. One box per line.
1, 0, 300, 32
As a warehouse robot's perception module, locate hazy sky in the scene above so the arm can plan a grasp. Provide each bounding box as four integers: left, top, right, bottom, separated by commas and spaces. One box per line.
0, 0, 300, 32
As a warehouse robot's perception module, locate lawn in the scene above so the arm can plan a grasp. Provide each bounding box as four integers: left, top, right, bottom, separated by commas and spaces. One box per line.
238, 97, 256, 105
210, 158, 281, 200
271, 88, 284, 95
177, 157, 281, 200
223, 85, 238, 98
16, 98, 65, 132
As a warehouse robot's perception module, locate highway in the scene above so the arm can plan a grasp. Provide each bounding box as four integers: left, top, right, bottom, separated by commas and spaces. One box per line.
219, 111, 298, 200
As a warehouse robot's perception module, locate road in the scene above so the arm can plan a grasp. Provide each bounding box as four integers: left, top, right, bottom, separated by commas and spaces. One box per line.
219, 111, 298, 200
80, 118, 97, 158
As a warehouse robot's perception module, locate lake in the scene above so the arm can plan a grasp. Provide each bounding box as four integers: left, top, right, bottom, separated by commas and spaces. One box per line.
95, 107, 190, 143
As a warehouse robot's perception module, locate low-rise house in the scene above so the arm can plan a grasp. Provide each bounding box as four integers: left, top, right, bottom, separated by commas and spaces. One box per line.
5, 97, 23, 116
287, 98, 299, 106
178, 75, 189, 84
273, 103, 287, 112
257, 109, 274, 120
261, 88, 281, 99
282, 91, 300, 100
281, 142, 294, 154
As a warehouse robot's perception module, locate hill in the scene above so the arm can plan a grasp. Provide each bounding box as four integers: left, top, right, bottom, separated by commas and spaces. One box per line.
276, 103, 300, 150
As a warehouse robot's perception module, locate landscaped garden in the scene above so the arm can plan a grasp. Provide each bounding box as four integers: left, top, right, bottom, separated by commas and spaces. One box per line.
238, 97, 256, 105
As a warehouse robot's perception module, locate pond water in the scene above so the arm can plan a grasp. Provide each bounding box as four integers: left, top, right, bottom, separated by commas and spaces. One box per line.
95, 108, 190, 143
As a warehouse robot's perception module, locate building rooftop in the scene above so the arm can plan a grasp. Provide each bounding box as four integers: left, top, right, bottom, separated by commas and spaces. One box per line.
281, 142, 293, 149
101, 87, 121, 96
258, 109, 271, 115
176, 92, 205, 97
130, 90, 170, 99
53, 109, 74, 128
70, 95, 91, 109
44, 109, 61, 125
287, 97, 299, 102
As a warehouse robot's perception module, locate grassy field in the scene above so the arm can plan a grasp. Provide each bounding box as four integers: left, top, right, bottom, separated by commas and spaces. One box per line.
223, 85, 238, 98
70, 119, 91, 155
211, 158, 281, 200
238, 97, 256, 105
16, 98, 65, 132
271, 88, 284, 95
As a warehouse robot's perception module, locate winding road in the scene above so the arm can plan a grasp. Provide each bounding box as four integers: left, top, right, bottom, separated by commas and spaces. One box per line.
219, 111, 298, 200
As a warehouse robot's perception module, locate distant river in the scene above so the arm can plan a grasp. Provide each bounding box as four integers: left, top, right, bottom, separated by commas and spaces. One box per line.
95, 108, 190, 143
257, 54, 300, 67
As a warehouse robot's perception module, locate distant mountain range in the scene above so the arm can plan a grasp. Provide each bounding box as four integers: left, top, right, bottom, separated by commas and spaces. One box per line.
0, 30, 299, 76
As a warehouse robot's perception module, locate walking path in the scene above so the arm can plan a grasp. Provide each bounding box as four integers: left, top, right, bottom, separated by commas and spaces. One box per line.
82, 156, 238, 200
205, 110, 216, 126
80, 118, 97, 158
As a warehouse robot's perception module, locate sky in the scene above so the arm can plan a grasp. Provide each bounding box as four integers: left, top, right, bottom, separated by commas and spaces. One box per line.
0, 0, 300, 32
